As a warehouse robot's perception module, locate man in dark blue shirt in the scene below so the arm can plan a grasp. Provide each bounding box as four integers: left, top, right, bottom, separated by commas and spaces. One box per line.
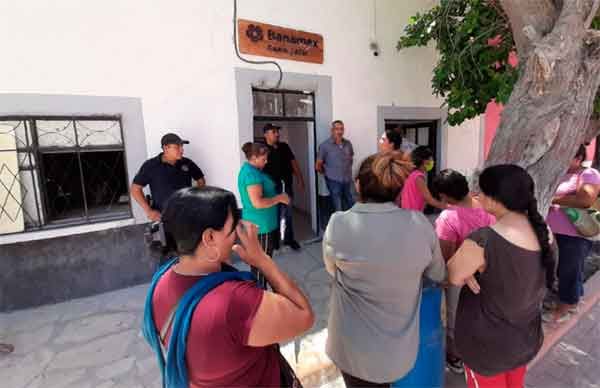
131, 133, 205, 221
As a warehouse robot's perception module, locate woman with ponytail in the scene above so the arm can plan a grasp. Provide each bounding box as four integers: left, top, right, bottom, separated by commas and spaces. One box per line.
431, 169, 496, 374
323, 152, 446, 387
447, 165, 554, 388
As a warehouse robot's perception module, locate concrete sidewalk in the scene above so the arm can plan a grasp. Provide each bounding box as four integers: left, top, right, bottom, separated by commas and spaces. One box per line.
0, 243, 334, 388
1, 242, 599, 388
526, 270, 600, 388
526, 301, 600, 387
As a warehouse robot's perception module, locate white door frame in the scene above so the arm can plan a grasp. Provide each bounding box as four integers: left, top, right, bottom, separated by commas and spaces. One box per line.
235, 68, 333, 234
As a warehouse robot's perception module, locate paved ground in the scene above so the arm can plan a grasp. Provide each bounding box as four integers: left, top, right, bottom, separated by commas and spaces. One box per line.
526, 301, 600, 388
0, 241, 598, 388
0, 243, 333, 388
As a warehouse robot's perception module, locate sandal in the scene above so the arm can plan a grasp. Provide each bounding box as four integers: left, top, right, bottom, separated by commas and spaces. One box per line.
543, 291, 560, 311
542, 310, 572, 324
0, 343, 14, 355
543, 299, 558, 311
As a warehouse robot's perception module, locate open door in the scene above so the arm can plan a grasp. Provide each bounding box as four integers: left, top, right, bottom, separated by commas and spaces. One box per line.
252, 88, 319, 241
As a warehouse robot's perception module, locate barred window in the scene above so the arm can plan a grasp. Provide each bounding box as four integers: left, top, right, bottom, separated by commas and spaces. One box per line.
0, 117, 131, 235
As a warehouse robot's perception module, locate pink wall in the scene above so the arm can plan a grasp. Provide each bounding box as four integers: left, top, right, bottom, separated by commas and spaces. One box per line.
484, 101, 502, 160
483, 51, 596, 162
587, 138, 597, 161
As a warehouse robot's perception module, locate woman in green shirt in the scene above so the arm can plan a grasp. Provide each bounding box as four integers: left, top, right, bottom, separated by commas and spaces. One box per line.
239, 142, 289, 287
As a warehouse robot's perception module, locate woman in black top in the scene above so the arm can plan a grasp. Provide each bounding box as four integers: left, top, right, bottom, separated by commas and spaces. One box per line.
448, 165, 555, 388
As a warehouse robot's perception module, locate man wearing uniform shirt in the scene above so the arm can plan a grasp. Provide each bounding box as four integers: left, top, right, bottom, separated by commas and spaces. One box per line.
131, 133, 205, 221
262, 123, 305, 251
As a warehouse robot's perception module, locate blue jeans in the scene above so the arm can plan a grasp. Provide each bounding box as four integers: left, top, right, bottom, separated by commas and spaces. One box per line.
556, 234, 592, 305
325, 177, 354, 212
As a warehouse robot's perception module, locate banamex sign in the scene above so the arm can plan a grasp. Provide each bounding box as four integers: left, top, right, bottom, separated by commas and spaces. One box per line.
238, 19, 324, 64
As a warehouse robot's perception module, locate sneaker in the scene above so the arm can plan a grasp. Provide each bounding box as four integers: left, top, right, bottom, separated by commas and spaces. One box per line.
446, 356, 464, 374
284, 240, 302, 251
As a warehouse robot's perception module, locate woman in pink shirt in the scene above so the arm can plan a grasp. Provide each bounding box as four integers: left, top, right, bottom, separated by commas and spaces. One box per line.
396, 146, 446, 211
431, 169, 495, 374
545, 145, 600, 323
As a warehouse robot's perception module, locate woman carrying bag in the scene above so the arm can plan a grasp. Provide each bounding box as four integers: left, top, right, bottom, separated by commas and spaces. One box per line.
545, 144, 600, 323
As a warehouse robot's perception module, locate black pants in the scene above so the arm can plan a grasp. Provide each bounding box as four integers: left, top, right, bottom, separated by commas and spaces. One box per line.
341, 371, 391, 388
252, 230, 277, 289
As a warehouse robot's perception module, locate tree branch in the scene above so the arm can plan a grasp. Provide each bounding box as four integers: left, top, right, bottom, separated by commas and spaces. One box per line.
499, 0, 560, 56
585, 29, 600, 41
585, 30, 600, 61
585, 0, 600, 27
552, 0, 564, 10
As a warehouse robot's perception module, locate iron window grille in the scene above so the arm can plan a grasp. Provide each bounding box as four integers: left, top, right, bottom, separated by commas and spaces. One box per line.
0, 116, 131, 236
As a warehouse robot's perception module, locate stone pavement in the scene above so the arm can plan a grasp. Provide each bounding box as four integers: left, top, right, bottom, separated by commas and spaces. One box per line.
1, 241, 598, 388
526, 302, 600, 388
526, 301, 600, 388
0, 243, 334, 388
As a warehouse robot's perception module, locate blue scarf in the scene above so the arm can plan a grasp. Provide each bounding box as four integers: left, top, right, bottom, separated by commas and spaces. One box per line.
142, 258, 255, 388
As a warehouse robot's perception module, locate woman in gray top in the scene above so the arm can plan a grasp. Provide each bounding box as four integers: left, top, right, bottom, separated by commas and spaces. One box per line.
323, 152, 447, 387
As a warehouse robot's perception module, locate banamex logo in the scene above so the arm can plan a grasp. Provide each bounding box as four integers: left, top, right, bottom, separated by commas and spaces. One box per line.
246, 24, 264, 43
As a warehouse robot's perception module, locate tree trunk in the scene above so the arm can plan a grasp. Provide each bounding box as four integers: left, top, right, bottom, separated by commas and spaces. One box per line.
485, 0, 600, 215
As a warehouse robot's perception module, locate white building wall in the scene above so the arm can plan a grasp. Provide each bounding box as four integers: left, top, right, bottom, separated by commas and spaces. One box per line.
445, 117, 485, 179
0, 0, 479, 226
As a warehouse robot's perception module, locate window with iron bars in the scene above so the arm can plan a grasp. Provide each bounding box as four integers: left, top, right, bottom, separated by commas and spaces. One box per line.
0, 117, 131, 235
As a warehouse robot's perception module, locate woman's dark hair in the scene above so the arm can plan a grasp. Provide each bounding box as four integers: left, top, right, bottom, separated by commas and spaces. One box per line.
357, 152, 412, 203
384, 128, 403, 150
411, 146, 433, 168
479, 165, 555, 287
431, 169, 470, 201
574, 144, 587, 162
162, 187, 240, 255
241, 142, 269, 160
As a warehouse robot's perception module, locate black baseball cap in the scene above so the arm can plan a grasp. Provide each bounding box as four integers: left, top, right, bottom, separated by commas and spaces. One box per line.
161, 133, 189, 146
262, 123, 281, 133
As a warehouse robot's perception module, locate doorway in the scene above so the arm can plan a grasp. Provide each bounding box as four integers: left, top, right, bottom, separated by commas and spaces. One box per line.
386, 119, 440, 214
385, 119, 439, 174
252, 88, 318, 242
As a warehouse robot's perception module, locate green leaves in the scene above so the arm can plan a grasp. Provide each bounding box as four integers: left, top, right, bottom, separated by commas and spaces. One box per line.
398, 0, 515, 125
398, 1, 600, 124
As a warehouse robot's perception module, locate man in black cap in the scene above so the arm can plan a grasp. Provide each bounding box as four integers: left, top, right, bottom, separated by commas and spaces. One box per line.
262, 123, 305, 251
131, 133, 205, 221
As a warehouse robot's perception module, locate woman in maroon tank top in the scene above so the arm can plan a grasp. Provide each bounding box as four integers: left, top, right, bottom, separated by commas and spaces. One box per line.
447, 165, 555, 388
152, 187, 314, 387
